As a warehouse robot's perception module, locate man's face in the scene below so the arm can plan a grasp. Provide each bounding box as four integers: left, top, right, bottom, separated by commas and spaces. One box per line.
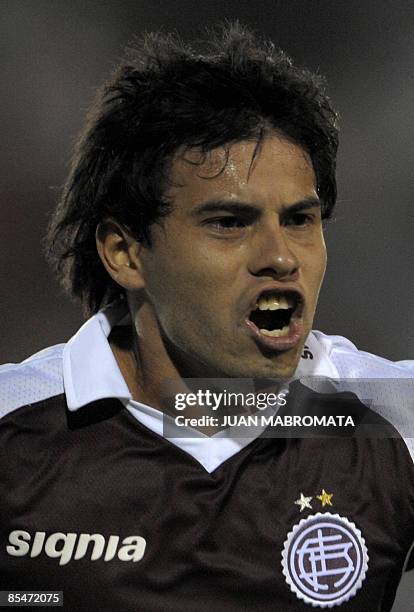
136, 134, 327, 380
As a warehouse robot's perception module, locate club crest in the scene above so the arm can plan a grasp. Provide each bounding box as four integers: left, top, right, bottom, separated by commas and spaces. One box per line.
281, 513, 368, 608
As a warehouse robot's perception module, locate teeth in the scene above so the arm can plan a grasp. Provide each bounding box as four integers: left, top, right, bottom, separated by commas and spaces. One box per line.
268, 298, 280, 311
260, 326, 290, 337
256, 295, 294, 311
278, 296, 290, 310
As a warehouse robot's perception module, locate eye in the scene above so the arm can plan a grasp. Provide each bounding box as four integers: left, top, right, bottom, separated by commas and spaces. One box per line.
283, 212, 316, 228
205, 216, 248, 232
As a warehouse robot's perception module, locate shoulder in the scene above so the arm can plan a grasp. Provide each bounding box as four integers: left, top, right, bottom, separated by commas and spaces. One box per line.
308, 330, 414, 463
0, 344, 65, 420
310, 330, 414, 379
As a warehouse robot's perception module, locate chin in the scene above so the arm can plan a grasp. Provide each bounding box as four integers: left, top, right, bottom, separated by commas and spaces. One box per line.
219, 353, 300, 381
256, 344, 303, 378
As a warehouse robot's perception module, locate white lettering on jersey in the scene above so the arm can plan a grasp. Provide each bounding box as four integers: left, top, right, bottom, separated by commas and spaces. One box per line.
6, 530, 146, 566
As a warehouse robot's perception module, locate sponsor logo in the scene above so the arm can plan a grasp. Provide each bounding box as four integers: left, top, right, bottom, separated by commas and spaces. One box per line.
281, 513, 368, 608
6, 530, 146, 566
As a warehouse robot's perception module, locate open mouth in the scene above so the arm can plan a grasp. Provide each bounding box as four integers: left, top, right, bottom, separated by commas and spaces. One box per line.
248, 291, 302, 338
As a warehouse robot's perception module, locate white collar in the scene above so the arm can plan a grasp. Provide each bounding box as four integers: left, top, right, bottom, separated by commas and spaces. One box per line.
295, 332, 340, 380
63, 301, 132, 411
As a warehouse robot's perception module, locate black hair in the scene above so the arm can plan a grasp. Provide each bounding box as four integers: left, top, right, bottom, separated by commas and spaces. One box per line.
46, 22, 339, 315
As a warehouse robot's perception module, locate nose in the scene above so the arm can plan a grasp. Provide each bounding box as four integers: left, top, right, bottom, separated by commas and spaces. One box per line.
248, 220, 299, 279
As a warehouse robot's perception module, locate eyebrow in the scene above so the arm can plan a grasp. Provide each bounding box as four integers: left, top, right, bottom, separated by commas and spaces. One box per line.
191, 196, 321, 217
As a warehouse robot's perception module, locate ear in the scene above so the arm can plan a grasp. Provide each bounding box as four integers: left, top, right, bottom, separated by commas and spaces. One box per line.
96, 219, 145, 291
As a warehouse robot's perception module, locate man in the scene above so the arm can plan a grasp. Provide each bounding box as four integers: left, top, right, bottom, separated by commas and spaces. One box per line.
0, 24, 413, 611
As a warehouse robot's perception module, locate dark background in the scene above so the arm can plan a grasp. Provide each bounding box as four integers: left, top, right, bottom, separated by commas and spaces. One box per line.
0, 1, 413, 606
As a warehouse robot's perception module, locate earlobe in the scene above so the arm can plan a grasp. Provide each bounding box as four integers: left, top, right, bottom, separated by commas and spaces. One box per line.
95, 219, 145, 290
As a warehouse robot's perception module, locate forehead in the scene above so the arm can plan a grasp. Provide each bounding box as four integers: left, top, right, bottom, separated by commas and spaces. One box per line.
166, 135, 317, 209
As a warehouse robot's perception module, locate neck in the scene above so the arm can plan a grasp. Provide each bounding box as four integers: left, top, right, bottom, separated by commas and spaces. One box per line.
109, 301, 285, 436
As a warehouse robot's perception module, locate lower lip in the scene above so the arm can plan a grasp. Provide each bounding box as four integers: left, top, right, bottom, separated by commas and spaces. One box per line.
244, 317, 303, 352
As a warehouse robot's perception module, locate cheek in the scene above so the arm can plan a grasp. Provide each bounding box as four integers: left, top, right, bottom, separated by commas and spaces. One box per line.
318, 241, 328, 281
314, 246, 327, 285
309, 232, 327, 273
302, 241, 327, 305
166, 241, 239, 291
142, 245, 232, 324
311, 254, 327, 312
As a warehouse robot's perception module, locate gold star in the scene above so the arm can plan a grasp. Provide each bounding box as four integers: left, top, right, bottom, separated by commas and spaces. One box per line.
317, 489, 333, 507
294, 493, 313, 512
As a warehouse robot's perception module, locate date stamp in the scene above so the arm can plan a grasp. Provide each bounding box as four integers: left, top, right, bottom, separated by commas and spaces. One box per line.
0, 593, 63, 607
